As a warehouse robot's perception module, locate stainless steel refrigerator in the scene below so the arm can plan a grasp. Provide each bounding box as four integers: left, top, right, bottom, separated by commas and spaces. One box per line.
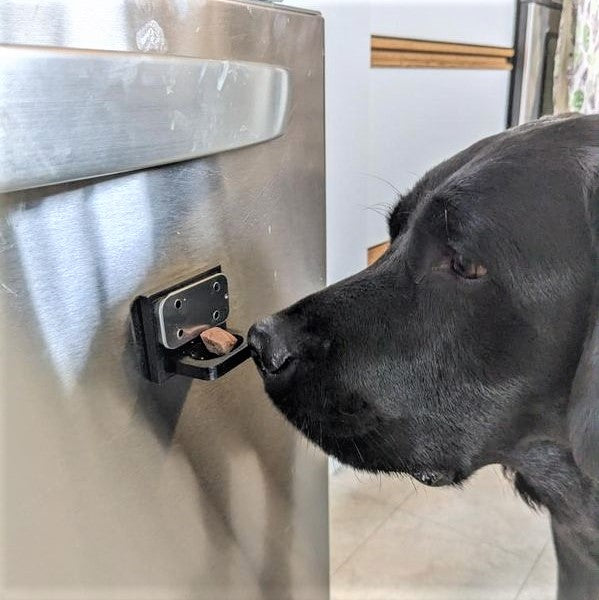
0, 1, 328, 598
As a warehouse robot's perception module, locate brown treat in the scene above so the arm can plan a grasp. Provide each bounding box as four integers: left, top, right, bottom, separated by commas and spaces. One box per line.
200, 327, 237, 356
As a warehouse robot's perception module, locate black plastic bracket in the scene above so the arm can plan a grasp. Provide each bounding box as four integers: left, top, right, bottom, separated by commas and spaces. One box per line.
174, 335, 250, 381
131, 266, 251, 384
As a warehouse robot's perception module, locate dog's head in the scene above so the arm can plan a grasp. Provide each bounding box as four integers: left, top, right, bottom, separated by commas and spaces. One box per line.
249, 114, 599, 486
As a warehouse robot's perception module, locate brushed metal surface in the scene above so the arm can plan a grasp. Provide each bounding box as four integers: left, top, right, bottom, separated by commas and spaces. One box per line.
0, 45, 290, 192
0, 1, 327, 599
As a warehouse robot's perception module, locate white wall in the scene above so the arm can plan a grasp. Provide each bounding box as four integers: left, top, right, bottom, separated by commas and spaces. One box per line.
287, 0, 516, 260
371, 0, 515, 47
367, 68, 512, 246
366, 0, 515, 247
288, 0, 371, 284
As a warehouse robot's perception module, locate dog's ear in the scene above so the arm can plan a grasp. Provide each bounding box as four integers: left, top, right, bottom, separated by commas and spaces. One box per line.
568, 141, 599, 480
569, 307, 599, 479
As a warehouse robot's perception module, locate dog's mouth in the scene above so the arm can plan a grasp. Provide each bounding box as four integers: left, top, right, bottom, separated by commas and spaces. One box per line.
253, 354, 297, 378
274, 398, 379, 440
248, 327, 468, 485
411, 469, 463, 487
258, 383, 467, 486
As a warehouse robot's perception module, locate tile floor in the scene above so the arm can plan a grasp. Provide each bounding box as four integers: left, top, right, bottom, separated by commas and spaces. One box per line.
330, 465, 557, 600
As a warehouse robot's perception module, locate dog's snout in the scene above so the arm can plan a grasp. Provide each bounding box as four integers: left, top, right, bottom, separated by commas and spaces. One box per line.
248, 317, 297, 378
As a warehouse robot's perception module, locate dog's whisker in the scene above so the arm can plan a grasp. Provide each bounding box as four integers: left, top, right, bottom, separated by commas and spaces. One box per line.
444, 206, 449, 239
360, 172, 402, 197
361, 204, 393, 218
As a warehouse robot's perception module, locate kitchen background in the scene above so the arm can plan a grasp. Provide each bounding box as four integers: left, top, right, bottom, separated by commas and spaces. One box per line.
289, 0, 594, 598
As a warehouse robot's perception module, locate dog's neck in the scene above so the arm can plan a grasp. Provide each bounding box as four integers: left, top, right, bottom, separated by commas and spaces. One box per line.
504, 440, 595, 521
503, 439, 599, 599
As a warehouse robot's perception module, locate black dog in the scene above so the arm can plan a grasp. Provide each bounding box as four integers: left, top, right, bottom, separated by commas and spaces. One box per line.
249, 114, 599, 600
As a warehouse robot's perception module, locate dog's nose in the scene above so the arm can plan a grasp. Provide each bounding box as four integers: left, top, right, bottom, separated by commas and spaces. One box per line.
248, 316, 297, 379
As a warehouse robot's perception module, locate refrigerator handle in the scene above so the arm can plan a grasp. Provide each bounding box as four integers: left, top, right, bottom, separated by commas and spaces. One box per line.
1, 44, 290, 193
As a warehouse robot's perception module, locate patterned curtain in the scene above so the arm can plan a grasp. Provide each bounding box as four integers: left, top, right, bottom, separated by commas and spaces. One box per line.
554, 0, 599, 114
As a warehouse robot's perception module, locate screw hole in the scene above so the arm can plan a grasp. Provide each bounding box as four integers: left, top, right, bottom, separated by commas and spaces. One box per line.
213, 281, 221, 293
177, 329, 184, 339
212, 310, 221, 322
174, 299, 182, 310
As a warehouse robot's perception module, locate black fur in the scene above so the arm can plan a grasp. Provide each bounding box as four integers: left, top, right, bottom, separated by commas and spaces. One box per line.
249, 114, 599, 599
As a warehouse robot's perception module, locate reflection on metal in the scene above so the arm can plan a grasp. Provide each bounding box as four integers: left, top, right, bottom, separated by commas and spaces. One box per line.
510, 1, 562, 126
0, 45, 290, 192
0, 0, 327, 598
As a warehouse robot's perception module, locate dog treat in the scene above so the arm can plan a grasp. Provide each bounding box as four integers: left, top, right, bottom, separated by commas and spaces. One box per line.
200, 327, 237, 356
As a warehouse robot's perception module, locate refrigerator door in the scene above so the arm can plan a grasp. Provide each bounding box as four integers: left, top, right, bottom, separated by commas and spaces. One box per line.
0, 1, 328, 599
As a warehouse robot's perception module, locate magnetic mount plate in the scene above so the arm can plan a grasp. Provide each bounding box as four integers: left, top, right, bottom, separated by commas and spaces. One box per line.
156, 273, 230, 350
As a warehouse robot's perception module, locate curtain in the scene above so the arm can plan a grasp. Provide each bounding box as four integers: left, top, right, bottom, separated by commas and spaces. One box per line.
554, 0, 599, 114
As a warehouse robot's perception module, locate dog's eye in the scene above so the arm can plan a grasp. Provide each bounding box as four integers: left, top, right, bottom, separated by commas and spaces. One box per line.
450, 254, 487, 279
